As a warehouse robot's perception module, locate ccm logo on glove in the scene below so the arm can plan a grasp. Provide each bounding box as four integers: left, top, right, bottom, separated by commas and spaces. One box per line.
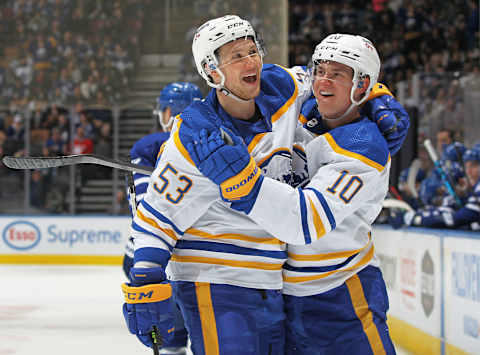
122, 283, 172, 304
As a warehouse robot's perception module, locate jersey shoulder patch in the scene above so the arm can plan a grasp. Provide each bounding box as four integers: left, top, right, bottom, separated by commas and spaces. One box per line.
258, 64, 297, 118
326, 118, 389, 171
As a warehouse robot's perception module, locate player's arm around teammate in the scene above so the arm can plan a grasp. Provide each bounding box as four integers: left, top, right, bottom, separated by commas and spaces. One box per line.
189, 34, 398, 355
124, 15, 409, 355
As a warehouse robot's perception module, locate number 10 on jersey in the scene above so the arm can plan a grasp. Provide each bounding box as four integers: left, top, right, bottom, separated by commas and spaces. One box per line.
326, 170, 363, 204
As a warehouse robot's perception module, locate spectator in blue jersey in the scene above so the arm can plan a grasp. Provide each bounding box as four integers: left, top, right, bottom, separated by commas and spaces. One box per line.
391, 148, 480, 230
122, 81, 202, 355
43, 127, 67, 157
6, 113, 25, 142
440, 142, 470, 202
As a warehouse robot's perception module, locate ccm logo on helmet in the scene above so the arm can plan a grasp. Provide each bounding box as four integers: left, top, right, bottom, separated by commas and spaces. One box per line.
227, 22, 244, 29
225, 167, 258, 192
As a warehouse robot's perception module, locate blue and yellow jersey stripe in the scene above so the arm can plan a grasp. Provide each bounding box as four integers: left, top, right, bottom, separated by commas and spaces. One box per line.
283, 242, 374, 283
324, 133, 389, 173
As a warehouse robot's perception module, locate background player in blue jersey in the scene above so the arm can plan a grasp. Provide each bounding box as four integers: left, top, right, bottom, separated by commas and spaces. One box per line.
122, 16, 409, 355
392, 147, 480, 230
189, 33, 397, 354
123, 81, 202, 355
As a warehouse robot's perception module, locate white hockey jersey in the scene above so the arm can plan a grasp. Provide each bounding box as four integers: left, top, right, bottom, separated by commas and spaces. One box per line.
131, 64, 312, 290
248, 117, 391, 296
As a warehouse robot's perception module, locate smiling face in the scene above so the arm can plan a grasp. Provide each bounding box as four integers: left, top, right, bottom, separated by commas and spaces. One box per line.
213, 38, 262, 100
312, 60, 364, 121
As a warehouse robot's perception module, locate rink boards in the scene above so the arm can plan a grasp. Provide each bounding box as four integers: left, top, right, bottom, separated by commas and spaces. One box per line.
0, 216, 479, 354
374, 225, 480, 355
0, 216, 129, 264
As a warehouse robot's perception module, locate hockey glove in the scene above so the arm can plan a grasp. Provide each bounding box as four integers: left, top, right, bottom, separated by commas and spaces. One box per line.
187, 127, 263, 212
122, 267, 175, 348
388, 210, 417, 229
301, 97, 330, 136
361, 83, 410, 156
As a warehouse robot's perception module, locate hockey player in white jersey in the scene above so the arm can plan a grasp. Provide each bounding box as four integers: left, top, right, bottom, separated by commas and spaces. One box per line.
123, 82, 202, 355
123, 82, 203, 277
122, 15, 408, 355
188, 34, 397, 354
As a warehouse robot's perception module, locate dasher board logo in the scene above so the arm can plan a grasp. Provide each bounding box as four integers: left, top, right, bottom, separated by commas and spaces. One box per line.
421, 250, 435, 317
464, 315, 480, 339
377, 253, 396, 290
400, 249, 416, 311
2, 221, 41, 250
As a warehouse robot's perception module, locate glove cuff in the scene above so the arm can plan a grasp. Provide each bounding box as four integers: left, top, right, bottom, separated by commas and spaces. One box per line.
365, 83, 393, 101
122, 282, 172, 304
220, 157, 261, 201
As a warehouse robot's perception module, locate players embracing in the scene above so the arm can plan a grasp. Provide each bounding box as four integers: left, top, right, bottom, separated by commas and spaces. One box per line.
122, 15, 408, 355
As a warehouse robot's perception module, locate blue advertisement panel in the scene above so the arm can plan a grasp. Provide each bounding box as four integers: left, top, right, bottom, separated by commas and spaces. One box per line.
444, 236, 480, 354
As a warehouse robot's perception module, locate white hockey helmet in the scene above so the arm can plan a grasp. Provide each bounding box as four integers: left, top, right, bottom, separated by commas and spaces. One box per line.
192, 15, 265, 90
312, 34, 380, 107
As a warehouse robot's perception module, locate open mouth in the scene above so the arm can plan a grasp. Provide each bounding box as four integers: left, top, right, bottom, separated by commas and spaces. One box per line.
319, 91, 334, 97
243, 74, 258, 84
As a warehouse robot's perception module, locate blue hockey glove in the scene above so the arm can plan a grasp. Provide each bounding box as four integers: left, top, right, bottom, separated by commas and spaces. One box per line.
187, 127, 263, 212
122, 267, 175, 349
361, 83, 410, 156
388, 210, 407, 229
388, 209, 417, 229
301, 97, 330, 136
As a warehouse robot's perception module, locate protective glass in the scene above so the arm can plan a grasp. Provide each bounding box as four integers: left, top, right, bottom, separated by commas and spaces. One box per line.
218, 50, 262, 68
310, 60, 353, 88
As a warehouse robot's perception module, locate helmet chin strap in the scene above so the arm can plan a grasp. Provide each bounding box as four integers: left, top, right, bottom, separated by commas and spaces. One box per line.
208, 56, 262, 103
159, 110, 174, 132
218, 86, 254, 103
207, 69, 254, 103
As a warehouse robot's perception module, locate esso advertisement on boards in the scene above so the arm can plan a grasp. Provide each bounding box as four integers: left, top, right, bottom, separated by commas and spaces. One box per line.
0, 217, 131, 255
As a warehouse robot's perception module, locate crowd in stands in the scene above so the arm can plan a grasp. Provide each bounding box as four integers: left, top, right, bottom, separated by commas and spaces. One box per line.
0, 0, 146, 110
0, 0, 148, 213
0, 105, 114, 213
289, 0, 479, 92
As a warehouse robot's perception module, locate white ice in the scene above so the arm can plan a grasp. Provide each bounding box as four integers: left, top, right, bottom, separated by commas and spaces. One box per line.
0, 265, 160, 355
0, 265, 409, 355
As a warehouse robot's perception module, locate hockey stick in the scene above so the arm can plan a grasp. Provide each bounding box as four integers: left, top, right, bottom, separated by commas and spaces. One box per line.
2, 130, 234, 175
150, 325, 161, 355
125, 175, 162, 355
2, 154, 154, 175
406, 158, 421, 199
382, 198, 414, 212
424, 139, 462, 207
389, 186, 403, 200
